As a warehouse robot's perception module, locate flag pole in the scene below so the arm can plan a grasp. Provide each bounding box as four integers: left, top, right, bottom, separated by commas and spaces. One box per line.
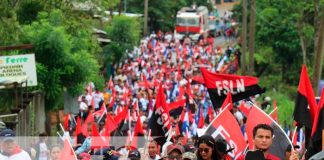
57, 132, 63, 139
143, 129, 151, 160
269, 107, 277, 116
202, 103, 231, 135
66, 137, 78, 159
291, 126, 298, 151
322, 129, 324, 151
70, 114, 77, 125
97, 109, 107, 124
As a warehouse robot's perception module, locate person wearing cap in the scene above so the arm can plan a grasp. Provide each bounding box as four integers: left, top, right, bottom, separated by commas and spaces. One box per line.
78, 152, 91, 160
166, 144, 184, 160
196, 135, 220, 160
183, 152, 197, 160
93, 147, 119, 160
128, 149, 141, 160
0, 129, 32, 160
215, 139, 233, 160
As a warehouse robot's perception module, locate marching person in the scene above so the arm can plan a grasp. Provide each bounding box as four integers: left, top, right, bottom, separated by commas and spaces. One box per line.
0, 129, 32, 160
237, 124, 299, 160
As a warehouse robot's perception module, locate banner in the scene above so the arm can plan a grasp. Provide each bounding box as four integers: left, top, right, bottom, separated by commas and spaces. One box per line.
0, 54, 37, 86
200, 68, 265, 109
204, 109, 246, 159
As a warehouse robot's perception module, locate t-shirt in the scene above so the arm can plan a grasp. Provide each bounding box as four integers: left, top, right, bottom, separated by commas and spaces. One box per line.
234, 111, 244, 122
0, 150, 32, 160
79, 102, 88, 111
236, 152, 280, 160
92, 92, 104, 109
38, 142, 48, 160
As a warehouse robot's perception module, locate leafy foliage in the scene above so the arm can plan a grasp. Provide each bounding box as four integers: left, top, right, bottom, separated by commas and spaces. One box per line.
17, 0, 44, 24
232, 0, 323, 126
22, 10, 104, 109
105, 15, 140, 63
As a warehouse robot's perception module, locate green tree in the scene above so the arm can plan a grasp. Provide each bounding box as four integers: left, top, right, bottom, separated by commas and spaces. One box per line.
105, 15, 140, 63
22, 10, 104, 109
16, 0, 44, 24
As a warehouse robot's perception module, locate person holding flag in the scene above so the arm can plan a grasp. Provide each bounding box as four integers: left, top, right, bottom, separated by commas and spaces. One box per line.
75, 123, 93, 155
237, 124, 300, 160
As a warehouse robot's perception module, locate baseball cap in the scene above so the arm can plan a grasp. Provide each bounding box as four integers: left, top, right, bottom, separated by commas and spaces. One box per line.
0, 129, 15, 142
182, 152, 197, 160
167, 144, 184, 155
94, 147, 119, 160
79, 153, 91, 160
128, 149, 141, 160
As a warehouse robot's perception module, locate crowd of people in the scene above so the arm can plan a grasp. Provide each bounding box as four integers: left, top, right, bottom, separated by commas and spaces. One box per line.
0, 124, 301, 160
0, 10, 307, 160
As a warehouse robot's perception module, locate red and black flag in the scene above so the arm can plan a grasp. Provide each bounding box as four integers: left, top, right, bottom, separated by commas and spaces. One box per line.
246, 104, 292, 160
293, 65, 318, 129
204, 108, 247, 159
148, 84, 172, 144
306, 88, 324, 159
200, 68, 265, 109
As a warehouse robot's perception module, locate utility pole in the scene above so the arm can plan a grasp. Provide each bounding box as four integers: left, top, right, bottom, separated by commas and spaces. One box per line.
248, 0, 256, 75
144, 0, 148, 37
241, 0, 247, 75
312, 7, 324, 96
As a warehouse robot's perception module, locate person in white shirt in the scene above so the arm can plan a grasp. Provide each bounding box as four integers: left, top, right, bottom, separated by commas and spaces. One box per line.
0, 129, 32, 160
35, 132, 49, 160
79, 96, 88, 120
92, 88, 104, 111
233, 107, 244, 126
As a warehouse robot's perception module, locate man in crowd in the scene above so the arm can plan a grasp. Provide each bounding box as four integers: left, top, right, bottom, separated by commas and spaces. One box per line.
165, 144, 184, 160
0, 129, 32, 160
147, 140, 161, 160
237, 124, 299, 160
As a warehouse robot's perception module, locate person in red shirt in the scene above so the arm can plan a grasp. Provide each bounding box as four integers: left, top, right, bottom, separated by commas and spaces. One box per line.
237, 124, 299, 160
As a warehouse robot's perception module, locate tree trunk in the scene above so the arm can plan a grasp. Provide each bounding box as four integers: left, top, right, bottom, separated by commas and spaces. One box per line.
241, 0, 247, 75
297, 8, 307, 65
312, 7, 324, 96
248, 0, 256, 76
118, 0, 123, 15
144, 0, 149, 36
313, 0, 320, 64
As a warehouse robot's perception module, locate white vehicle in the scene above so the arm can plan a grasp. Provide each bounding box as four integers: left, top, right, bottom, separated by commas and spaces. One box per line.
175, 6, 210, 41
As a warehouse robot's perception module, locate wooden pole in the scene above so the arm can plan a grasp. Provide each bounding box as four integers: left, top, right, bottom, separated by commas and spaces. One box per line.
241, 0, 247, 75
322, 129, 324, 151
312, 6, 324, 96
0, 44, 34, 51
248, 0, 256, 76
144, 0, 148, 37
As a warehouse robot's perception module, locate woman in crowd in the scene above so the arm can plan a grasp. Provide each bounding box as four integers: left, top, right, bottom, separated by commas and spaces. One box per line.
49, 145, 61, 160
196, 135, 220, 160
